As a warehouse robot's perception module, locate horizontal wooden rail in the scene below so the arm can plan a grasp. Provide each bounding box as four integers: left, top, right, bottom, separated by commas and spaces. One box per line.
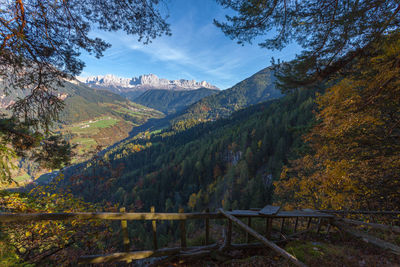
230, 210, 334, 218
340, 218, 400, 234
0, 212, 222, 222
321, 210, 400, 215
0, 210, 333, 223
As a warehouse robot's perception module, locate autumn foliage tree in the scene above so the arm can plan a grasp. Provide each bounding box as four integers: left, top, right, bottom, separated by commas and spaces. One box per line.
274, 33, 400, 210
0, 175, 112, 265
216, 0, 400, 211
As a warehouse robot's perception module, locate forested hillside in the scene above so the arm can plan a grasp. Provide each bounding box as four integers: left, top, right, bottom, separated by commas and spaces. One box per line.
133, 88, 218, 114
172, 67, 281, 122
65, 87, 317, 213
121, 66, 283, 135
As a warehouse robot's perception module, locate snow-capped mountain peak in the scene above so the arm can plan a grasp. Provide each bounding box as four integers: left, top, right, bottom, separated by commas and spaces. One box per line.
77, 74, 219, 92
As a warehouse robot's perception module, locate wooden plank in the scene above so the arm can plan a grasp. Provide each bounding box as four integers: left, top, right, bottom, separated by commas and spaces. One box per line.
179, 208, 187, 248
151, 206, 157, 250
294, 217, 299, 233
280, 218, 285, 234
266, 217, 272, 239
325, 223, 331, 237
340, 218, 400, 234
80, 243, 262, 264
316, 218, 322, 234
227, 215, 232, 247
276, 211, 333, 218
321, 210, 400, 215
0, 212, 224, 222
259, 205, 281, 215
218, 208, 308, 267
205, 208, 210, 245
333, 221, 400, 255
307, 218, 312, 229
79, 247, 184, 264
81, 241, 315, 265
119, 207, 130, 252
230, 210, 259, 216
0, 209, 333, 223
230, 210, 333, 218
246, 217, 252, 243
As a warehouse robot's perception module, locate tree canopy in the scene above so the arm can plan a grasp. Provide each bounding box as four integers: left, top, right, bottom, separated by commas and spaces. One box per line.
215, 0, 400, 90
0, 0, 170, 183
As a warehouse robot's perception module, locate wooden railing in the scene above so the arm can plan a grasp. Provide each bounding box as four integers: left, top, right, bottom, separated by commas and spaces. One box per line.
1, 208, 399, 265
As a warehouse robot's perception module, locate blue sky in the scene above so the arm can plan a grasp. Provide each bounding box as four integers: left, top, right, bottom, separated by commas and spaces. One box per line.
79, 0, 300, 89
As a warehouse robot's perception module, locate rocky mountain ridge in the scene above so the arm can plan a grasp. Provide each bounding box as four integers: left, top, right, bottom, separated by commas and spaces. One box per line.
77, 74, 219, 92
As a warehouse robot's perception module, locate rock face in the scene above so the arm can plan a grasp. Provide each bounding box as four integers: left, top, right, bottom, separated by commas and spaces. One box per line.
77, 74, 219, 92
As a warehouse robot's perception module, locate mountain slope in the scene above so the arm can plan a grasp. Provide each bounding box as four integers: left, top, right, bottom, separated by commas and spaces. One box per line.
58, 81, 163, 125
133, 88, 219, 114
56, 81, 164, 162
119, 66, 283, 136
173, 67, 281, 122
65, 87, 317, 212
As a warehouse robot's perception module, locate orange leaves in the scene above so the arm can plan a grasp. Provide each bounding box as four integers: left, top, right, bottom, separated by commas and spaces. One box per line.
275, 33, 400, 211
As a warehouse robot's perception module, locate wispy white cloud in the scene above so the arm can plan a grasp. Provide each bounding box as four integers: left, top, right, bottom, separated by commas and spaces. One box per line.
128, 43, 191, 63
123, 33, 250, 85
80, 0, 300, 89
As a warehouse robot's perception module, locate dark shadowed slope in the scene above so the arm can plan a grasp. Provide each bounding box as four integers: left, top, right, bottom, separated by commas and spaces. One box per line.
133, 88, 218, 114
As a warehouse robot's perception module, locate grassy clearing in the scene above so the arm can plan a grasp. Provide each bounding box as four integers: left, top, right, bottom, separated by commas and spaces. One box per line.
60, 117, 120, 162
0, 173, 32, 190
67, 116, 119, 134
14, 173, 31, 183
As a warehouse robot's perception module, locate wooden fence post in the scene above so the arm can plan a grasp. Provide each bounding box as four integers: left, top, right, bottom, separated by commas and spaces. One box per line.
266, 217, 272, 239
280, 218, 285, 234
120, 207, 130, 252
205, 208, 210, 245
227, 210, 232, 247
179, 208, 187, 249
246, 217, 252, 243
151, 206, 158, 250
294, 217, 299, 233
317, 218, 322, 234
307, 218, 312, 229
325, 222, 331, 237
